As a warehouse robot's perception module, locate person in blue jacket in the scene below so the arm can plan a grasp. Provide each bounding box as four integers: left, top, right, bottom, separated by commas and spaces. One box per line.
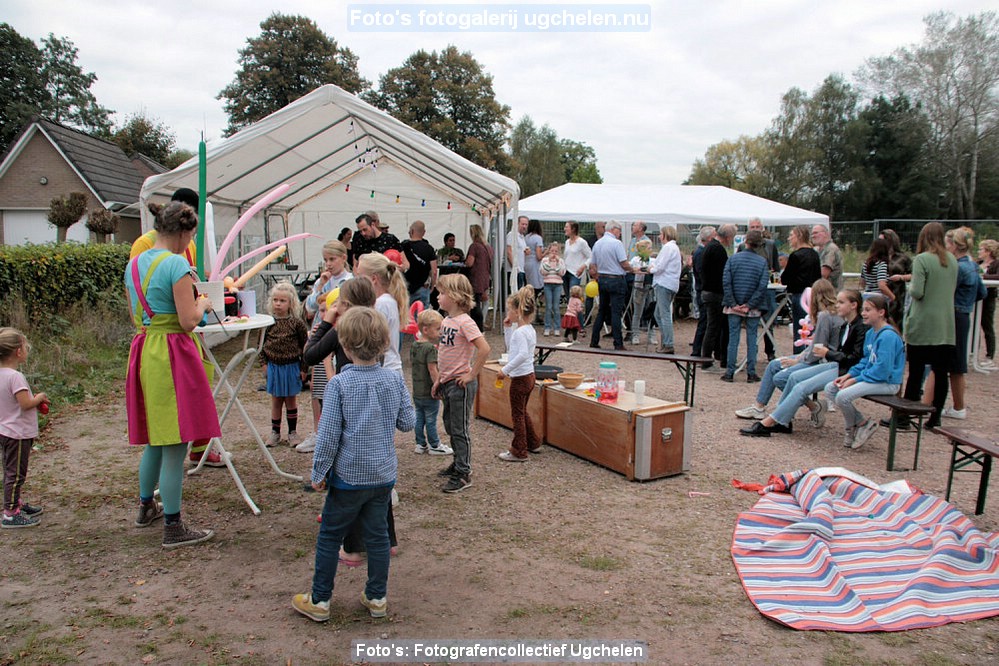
823, 294, 905, 450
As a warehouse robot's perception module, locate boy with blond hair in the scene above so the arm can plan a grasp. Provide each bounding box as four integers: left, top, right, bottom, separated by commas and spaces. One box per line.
292, 307, 415, 622
411, 308, 451, 456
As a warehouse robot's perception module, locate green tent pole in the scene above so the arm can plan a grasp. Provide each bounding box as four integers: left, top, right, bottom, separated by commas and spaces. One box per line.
196, 135, 207, 280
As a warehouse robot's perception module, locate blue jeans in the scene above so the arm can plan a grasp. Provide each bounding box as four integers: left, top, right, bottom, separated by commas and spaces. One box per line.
409, 287, 430, 310
590, 275, 627, 348
755, 358, 816, 406
413, 397, 441, 447
654, 285, 676, 348
770, 363, 838, 426
824, 380, 901, 430
312, 485, 392, 603
563, 272, 581, 301
727, 314, 760, 377
543, 283, 562, 331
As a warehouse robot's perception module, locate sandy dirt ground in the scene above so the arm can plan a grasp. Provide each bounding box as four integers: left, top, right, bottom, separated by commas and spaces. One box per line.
2, 318, 997, 665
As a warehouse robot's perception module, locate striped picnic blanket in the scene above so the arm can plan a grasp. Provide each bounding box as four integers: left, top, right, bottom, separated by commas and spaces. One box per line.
732, 469, 999, 631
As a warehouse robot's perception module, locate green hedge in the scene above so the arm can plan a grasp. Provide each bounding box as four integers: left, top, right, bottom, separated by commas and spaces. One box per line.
0, 242, 131, 316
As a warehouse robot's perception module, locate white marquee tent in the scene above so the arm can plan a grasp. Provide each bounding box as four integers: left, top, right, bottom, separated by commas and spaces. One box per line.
139, 84, 518, 281
515, 183, 829, 229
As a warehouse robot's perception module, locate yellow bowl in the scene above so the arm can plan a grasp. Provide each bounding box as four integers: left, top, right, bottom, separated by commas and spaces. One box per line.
557, 372, 584, 389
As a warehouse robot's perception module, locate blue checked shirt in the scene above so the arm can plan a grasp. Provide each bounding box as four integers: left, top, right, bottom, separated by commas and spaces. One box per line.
312, 364, 416, 488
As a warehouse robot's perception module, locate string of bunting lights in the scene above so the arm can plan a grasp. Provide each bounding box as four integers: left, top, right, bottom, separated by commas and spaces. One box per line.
339, 117, 511, 218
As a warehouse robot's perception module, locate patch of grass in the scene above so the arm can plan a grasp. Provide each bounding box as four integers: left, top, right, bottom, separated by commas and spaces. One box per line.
3, 289, 132, 412
81, 607, 143, 629
917, 654, 962, 666
1, 626, 76, 665
576, 554, 623, 571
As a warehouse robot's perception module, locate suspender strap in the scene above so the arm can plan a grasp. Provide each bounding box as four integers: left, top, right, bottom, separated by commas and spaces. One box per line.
131, 252, 172, 321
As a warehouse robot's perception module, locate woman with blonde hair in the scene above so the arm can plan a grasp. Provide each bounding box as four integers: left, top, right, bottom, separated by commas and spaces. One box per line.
649, 225, 682, 353
925, 228, 986, 420
355, 252, 409, 373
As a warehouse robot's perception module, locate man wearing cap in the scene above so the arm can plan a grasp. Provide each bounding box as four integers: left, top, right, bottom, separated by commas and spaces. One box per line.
588, 221, 634, 350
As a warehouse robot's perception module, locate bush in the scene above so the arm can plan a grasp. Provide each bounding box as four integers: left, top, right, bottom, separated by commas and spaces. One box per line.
0, 242, 131, 318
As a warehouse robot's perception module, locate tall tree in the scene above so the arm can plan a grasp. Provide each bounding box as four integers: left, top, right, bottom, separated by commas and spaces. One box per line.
685, 135, 770, 194
560, 139, 602, 184
39, 34, 113, 136
506, 116, 602, 197
801, 75, 870, 219
368, 46, 511, 171
218, 13, 368, 136
859, 95, 940, 219
761, 87, 816, 207
0, 23, 48, 152
860, 11, 999, 218
111, 111, 176, 164
507, 117, 564, 197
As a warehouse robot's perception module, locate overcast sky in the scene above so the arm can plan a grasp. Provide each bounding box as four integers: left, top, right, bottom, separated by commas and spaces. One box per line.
5, 1, 995, 185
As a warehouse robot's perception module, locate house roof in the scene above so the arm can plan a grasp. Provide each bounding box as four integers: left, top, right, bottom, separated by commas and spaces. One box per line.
0, 117, 166, 207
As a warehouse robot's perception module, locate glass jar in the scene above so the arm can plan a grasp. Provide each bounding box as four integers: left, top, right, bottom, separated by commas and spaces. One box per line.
596, 361, 619, 404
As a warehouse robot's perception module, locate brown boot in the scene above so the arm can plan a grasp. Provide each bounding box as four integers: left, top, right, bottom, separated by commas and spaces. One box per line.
162, 521, 214, 549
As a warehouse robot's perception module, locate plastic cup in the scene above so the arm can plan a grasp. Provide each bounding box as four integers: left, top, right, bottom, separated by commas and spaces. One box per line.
634, 380, 646, 405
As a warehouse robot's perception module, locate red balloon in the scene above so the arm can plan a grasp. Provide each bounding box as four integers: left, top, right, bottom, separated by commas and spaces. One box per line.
384, 249, 403, 265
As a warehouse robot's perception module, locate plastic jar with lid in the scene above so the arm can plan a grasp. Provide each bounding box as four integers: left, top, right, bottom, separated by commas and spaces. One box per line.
596, 361, 619, 404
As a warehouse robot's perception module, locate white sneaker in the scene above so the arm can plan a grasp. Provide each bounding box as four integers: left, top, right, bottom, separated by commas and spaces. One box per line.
287, 431, 302, 447
414, 444, 429, 454
735, 405, 767, 420
427, 444, 453, 456
544, 329, 551, 337
942, 406, 967, 420
982, 358, 996, 368
809, 400, 827, 429
631, 334, 641, 345
851, 419, 879, 450
295, 435, 316, 453
265, 431, 281, 447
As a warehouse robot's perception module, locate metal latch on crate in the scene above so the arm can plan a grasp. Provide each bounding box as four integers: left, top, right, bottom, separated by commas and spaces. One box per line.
660, 427, 673, 442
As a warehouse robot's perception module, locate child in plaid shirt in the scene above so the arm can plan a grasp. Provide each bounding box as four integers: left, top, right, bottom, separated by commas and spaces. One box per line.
292, 307, 415, 622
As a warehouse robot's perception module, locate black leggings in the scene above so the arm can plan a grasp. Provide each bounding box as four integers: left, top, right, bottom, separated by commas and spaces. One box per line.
902, 344, 953, 425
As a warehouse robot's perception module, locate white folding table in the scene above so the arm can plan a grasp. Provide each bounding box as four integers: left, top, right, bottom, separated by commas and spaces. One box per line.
192, 313, 302, 514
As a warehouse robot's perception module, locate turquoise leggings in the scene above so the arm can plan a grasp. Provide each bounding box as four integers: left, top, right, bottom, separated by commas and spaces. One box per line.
138, 444, 186, 514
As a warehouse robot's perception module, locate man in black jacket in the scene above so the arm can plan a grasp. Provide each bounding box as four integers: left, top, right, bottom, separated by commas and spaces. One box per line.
700, 224, 736, 370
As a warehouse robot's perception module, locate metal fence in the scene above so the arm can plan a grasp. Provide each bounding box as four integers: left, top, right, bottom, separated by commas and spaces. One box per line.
533, 219, 999, 269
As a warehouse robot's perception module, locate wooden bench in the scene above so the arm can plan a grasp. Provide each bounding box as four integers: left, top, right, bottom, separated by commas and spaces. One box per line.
534, 342, 712, 407
935, 426, 999, 515
862, 394, 936, 472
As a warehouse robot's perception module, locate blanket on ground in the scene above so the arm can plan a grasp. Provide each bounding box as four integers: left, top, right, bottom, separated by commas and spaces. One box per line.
731, 468, 999, 631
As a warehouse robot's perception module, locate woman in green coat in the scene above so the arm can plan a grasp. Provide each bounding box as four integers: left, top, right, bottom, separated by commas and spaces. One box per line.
900, 222, 958, 429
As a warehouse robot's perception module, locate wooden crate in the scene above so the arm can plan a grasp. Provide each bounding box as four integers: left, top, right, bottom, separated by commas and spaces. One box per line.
543, 385, 690, 481
475, 362, 546, 435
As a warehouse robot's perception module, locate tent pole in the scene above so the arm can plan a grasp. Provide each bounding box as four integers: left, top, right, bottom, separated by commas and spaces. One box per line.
495, 203, 507, 331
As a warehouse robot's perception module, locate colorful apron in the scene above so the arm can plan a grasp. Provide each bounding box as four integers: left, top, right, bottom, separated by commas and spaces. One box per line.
125, 254, 220, 446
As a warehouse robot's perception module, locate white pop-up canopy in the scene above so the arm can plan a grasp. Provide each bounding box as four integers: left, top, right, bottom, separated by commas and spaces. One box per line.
516, 183, 829, 228
140, 84, 518, 278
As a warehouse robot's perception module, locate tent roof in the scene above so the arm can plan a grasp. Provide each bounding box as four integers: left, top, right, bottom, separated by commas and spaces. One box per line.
516, 183, 829, 227
139, 84, 518, 220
